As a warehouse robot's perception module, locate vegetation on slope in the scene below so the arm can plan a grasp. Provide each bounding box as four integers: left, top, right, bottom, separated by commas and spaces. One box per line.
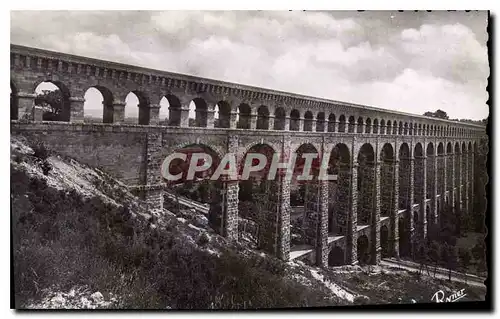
11, 137, 340, 309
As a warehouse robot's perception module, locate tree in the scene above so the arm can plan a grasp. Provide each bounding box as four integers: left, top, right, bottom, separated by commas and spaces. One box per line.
458, 248, 472, 283
428, 241, 440, 277
435, 109, 449, 119
443, 244, 458, 281
416, 241, 431, 277
471, 239, 487, 274
34, 89, 65, 121
423, 109, 449, 119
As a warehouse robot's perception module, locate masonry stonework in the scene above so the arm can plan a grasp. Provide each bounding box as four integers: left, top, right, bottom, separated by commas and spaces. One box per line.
10, 44, 485, 268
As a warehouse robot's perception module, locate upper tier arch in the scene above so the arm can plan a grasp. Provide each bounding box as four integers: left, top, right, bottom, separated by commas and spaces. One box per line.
10, 44, 485, 137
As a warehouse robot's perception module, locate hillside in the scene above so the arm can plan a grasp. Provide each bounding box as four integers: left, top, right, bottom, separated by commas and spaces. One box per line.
10, 136, 486, 309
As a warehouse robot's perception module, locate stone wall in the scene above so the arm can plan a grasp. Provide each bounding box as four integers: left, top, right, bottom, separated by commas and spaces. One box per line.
11, 126, 147, 185
10, 120, 485, 268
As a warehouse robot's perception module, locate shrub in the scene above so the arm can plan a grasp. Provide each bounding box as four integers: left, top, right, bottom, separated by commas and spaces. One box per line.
12, 156, 335, 309
41, 161, 52, 176
32, 142, 50, 161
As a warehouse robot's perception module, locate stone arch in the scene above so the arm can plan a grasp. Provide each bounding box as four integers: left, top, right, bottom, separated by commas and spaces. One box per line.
437, 142, 445, 198
380, 143, 395, 161
167, 142, 227, 235
373, 118, 379, 134
256, 105, 270, 130
290, 109, 300, 131
165, 143, 223, 185
357, 234, 370, 265
240, 140, 280, 163
404, 122, 409, 135
157, 96, 169, 125
380, 225, 389, 258
398, 121, 403, 135
188, 97, 208, 127
11, 81, 18, 120
414, 143, 423, 157
83, 86, 114, 123
426, 204, 432, 233
426, 142, 435, 200
348, 116, 356, 133
447, 142, 453, 155
461, 142, 467, 207
357, 116, 364, 134
214, 100, 231, 128
239, 143, 276, 179
380, 143, 395, 217
409, 123, 414, 135
365, 118, 372, 134
303, 111, 313, 131
386, 120, 392, 135
398, 142, 411, 160
316, 112, 325, 132
291, 143, 320, 248
413, 210, 419, 237
357, 143, 375, 226
426, 142, 435, 156
328, 246, 345, 266
329, 143, 351, 236
398, 216, 410, 257
239, 143, 280, 252
34, 80, 72, 122
454, 142, 461, 190
274, 107, 286, 130
437, 142, 444, 155
294, 143, 320, 179
329, 143, 351, 174
328, 113, 336, 132
237, 103, 252, 129
413, 143, 424, 204
125, 90, 150, 125
398, 143, 411, 210
163, 94, 182, 126
338, 115, 346, 133
168, 141, 225, 164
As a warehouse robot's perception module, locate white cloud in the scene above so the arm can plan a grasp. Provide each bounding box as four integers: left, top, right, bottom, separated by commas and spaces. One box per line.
399, 23, 489, 85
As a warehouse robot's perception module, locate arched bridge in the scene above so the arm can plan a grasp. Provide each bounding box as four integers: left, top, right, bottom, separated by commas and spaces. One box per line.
10, 44, 486, 267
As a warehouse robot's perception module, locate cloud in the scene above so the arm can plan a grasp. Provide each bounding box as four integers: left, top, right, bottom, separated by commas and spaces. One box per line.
11, 11, 489, 120
399, 23, 489, 85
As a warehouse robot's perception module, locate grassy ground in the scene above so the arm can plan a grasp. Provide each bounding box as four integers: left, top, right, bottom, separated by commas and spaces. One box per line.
323, 266, 486, 304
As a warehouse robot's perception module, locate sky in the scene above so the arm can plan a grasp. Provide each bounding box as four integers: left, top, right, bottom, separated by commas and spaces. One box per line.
11, 10, 489, 120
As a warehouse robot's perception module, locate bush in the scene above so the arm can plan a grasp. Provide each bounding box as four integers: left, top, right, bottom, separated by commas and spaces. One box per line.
32, 143, 50, 161
41, 161, 52, 176
12, 156, 335, 309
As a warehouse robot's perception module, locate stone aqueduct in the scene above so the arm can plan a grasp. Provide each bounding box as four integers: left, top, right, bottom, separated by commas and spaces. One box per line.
10, 44, 486, 267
